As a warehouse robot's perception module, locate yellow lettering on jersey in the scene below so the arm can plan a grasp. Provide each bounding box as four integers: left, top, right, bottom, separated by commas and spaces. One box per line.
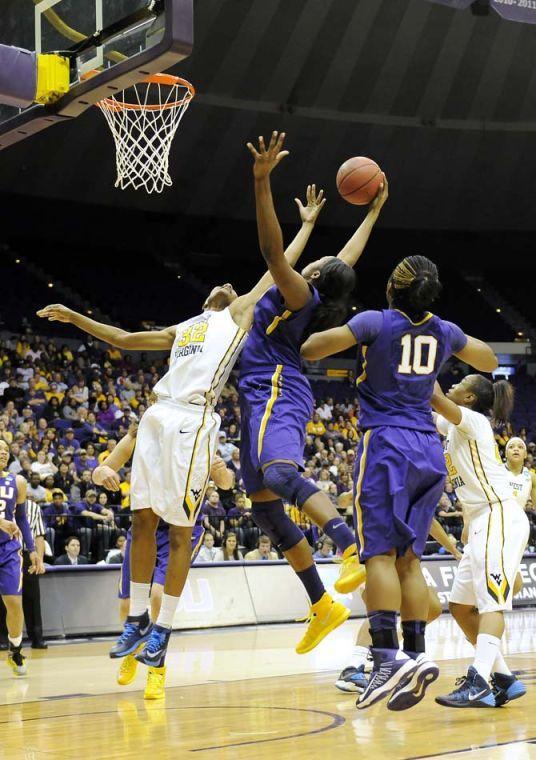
444, 453, 458, 478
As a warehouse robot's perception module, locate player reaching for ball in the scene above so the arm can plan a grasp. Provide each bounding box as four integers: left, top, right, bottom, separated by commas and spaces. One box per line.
238, 133, 387, 655
301, 255, 499, 711
92, 421, 233, 699
432, 378, 529, 709
37, 173, 326, 684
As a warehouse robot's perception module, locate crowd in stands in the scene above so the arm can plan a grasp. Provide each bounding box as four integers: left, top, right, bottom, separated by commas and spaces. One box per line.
1, 331, 535, 565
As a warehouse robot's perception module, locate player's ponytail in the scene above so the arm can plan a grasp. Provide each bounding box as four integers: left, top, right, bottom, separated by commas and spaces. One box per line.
305, 258, 356, 338
468, 375, 514, 425
389, 255, 442, 322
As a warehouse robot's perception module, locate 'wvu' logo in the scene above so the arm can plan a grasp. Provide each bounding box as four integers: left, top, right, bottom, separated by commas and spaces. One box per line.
490, 572, 502, 586
190, 488, 202, 502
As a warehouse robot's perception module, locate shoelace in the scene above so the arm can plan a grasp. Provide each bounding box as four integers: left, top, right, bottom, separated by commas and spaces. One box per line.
146, 630, 167, 655
368, 663, 392, 689
117, 622, 138, 645
451, 676, 469, 695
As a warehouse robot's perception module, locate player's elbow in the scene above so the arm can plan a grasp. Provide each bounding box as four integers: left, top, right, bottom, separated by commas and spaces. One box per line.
300, 338, 320, 361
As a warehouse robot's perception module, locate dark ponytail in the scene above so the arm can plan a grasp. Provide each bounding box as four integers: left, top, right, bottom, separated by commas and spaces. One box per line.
469, 376, 514, 425
389, 255, 442, 322
305, 258, 356, 338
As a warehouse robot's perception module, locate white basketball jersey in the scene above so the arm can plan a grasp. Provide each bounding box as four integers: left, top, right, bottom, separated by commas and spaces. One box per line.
436, 408, 512, 517
506, 466, 532, 508
153, 308, 247, 407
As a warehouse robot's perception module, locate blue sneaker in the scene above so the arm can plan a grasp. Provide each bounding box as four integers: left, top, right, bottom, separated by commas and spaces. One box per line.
435, 666, 496, 708
387, 653, 439, 711
109, 611, 153, 659
491, 672, 526, 706
135, 625, 172, 668
335, 665, 369, 694
357, 649, 418, 710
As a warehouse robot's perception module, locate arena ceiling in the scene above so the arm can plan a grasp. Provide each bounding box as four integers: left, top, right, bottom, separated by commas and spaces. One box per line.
1, 0, 536, 233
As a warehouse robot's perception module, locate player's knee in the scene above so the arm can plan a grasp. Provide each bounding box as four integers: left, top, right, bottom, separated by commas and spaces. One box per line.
513, 571, 523, 596
262, 462, 318, 508
448, 601, 471, 621
168, 526, 192, 552
395, 550, 419, 576
252, 500, 303, 552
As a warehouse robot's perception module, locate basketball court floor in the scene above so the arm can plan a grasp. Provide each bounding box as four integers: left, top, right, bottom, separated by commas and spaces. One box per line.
1, 610, 535, 759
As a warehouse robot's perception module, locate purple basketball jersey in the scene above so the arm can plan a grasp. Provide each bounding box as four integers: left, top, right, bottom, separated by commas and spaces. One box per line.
348, 309, 466, 432
0, 473, 19, 548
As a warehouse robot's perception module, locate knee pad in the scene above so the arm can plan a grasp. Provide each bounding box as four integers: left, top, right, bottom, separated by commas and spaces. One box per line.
252, 500, 304, 552
262, 463, 319, 509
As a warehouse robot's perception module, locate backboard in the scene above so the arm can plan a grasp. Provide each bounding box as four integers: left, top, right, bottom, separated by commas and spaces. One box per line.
0, 0, 193, 150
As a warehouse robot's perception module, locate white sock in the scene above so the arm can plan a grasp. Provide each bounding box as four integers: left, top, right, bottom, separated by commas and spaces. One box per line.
473, 634, 501, 682
156, 593, 180, 629
129, 582, 151, 617
492, 650, 512, 677
9, 635, 22, 648
350, 645, 369, 669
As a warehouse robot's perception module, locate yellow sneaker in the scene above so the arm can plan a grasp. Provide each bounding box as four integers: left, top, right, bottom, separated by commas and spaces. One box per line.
117, 654, 139, 686
144, 666, 166, 700
295, 593, 350, 654
7, 647, 26, 677
334, 551, 367, 595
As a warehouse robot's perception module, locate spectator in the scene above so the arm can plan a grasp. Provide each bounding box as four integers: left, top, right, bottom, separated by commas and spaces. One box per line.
244, 535, 278, 561
54, 536, 89, 566
217, 431, 237, 463
202, 490, 226, 542
105, 534, 127, 565
31, 449, 58, 480
42, 489, 73, 555
214, 532, 243, 562
98, 439, 117, 465
196, 533, 218, 563
72, 489, 116, 561
306, 413, 326, 437
313, 537, 334, 559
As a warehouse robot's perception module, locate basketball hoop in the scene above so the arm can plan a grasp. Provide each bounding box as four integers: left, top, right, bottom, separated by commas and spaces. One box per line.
94, 73, 195, 194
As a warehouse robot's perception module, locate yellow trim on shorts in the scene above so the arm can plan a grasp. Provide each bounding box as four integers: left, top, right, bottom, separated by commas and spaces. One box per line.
266, 310, 292, 336
354, 430, 372, 553
356, 346, 368, 386
468, 440, 510, 604
183, 405, 211, 520
17, 549, 23, 593
257, 364, 283, 460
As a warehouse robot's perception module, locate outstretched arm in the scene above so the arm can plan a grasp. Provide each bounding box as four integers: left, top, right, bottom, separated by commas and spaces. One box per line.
337, 176, 388, 268
247, 132, 311, 312
230, 184, 326, 328
92, 428, 138, 491
37, 306, 176, 351
454, 335, 498, 373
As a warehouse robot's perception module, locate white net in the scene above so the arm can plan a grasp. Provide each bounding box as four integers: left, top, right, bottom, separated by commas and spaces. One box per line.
97, 75, 195, 194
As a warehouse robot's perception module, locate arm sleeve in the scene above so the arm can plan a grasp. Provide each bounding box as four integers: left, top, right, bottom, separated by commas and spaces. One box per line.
346, 310, 383, 344
435, 415, 449, 436
15, 503, 36, 553
456, 407, 487, 438
443, 321, 467, 355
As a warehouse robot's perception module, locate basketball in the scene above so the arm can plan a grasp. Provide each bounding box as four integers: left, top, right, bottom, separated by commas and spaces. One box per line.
336, 156, 383, 205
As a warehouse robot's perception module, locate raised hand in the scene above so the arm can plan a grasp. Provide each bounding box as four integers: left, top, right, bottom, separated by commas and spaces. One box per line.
247, 131, 289, 180
295, 184, 326, 225
368, 173, 389, 216
36, 304, 73, 323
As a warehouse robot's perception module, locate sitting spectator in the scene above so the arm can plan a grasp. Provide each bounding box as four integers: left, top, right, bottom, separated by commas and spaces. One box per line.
228, 447, 243, 484
317, 468, 333, 493
306, 413, 326, 437
54, 536, 89, 566
98, 439, 117, 465
196, 533, 218, 563
26, 472, 47, 504
217, 431, 237, 463
244, 535, 278, 561
54, 461, 75, 495
105, 534, 127, 564
31, 449, 58, 480
227, 492, 253, 529
214, 531, 243, 562
202, 490, 226, 542
313, 537, 334, 559
42, 488, 73, 555
60, 428, 77, 449
72, 489, 116, 561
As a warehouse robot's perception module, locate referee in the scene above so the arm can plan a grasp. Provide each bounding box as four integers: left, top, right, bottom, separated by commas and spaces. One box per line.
0, 499, 47, 649
22, 498, 47, 648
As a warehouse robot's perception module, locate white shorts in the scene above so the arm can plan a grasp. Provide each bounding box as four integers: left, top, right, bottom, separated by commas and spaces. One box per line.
131, 399, 220, 527
450, 500, 529, 614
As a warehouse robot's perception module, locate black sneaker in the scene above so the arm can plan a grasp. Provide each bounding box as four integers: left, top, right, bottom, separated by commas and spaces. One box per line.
335, 665, 368, 693
435, 666, 495, 708
7, 645, 27, 676
491, 672, 526, 707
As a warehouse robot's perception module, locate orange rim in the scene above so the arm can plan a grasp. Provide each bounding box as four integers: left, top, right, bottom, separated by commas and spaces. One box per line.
82, 71, 195, 111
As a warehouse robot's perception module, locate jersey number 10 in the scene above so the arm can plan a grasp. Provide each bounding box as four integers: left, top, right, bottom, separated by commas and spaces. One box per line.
398, 334, 438, 375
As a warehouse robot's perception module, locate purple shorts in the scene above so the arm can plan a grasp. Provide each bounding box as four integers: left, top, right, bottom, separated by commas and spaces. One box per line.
0, 540, 23, 597
239, 370, 313, 495
118, 523, 205, 599
353, 427, 446, 562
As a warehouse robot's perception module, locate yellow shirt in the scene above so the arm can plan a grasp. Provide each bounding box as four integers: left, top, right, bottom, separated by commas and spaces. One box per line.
119, 481, 131, 509
306, 421, 326, 436
98, 450, 112, 465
